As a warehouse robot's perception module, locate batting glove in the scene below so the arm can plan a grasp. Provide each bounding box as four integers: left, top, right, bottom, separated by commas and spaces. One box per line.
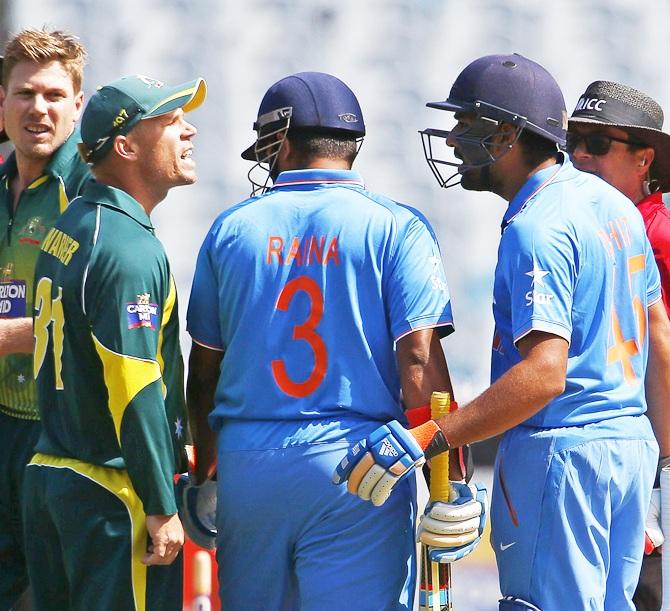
645, 488, 664, 554
418, 482, 487, 563
332, 420, 449, 507
175, 473, 217, 550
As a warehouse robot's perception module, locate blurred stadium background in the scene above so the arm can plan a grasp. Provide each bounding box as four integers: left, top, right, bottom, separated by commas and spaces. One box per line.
3, 1, 670, 608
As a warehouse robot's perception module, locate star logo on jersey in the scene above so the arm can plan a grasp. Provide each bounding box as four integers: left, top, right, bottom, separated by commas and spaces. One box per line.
17, 374, 25, 383
525, 266, 550, 287
378, 438, 399, 458
174, 417, 184, 439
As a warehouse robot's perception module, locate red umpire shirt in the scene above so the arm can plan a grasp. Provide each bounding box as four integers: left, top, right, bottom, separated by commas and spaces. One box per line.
637, 192, 670, 314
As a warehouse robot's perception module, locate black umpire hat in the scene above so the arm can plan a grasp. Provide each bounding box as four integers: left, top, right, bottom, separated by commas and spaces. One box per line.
569, 81, 670, 192
0, 56, 7, 144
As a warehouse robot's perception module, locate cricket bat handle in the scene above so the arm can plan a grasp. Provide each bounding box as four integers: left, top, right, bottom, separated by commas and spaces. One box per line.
430, 392, 453, 503
193, 550, 212, 611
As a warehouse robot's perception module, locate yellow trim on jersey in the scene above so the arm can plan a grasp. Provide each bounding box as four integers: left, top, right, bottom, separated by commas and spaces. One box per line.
27, 175, 49, 189
28, 452, 147, 611
155, 277, 176, 398
58, 177, 69, 213
92, 334, 162, 444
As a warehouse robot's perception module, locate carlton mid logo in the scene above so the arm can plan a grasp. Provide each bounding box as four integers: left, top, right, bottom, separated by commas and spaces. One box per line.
0, 280, 26, 317
574, 97, 607, 112
127, 293, 159, 330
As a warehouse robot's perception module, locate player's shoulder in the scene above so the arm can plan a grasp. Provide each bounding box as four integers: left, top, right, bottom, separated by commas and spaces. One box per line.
354, 187, 437, 235
61, 157, 93, 199
207, 193, 263, 230
87, 201, 164, 271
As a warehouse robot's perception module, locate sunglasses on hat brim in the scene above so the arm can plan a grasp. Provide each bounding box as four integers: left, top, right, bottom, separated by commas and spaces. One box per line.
566, 132, 646, 156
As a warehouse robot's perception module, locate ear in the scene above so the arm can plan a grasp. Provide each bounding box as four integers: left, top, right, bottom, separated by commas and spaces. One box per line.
72, 90, 85, 122
275, 132, 292, 168
636, 147, 656, 177
495, 122, 519, 147
111, 134, 138, 161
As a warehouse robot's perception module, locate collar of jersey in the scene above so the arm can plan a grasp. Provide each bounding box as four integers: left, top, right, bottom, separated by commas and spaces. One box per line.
1, 130, 81, 187
502, 152, 571, 230
272, 168, 365, 190
83, 180, 154, 229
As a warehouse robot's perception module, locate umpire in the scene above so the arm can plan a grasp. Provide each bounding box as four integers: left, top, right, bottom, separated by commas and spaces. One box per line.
568, 80, 670, 611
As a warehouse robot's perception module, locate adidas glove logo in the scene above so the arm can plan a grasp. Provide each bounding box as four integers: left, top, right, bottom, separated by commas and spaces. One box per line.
379, 439, 399, 458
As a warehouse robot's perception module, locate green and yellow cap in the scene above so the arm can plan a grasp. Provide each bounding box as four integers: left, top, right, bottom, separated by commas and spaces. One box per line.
80, 74, 206, 163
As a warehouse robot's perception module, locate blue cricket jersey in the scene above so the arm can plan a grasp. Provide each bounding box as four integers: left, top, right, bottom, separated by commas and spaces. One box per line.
187, 169, 453, 430
492, 154, 661, 428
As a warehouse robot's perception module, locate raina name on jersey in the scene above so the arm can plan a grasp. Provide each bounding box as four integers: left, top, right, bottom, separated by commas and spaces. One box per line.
266, 235, 339, 266
40, 227, 80, 266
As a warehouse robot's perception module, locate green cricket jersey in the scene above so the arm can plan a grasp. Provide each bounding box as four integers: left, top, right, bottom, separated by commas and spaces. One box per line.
33, 180, 187, 515
0, 132, 91, 419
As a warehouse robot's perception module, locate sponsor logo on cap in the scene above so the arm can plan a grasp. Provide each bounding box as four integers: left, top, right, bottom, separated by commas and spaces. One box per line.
137, 75, 165, 89
574, 97, 607, 112
338, 112, 358, 123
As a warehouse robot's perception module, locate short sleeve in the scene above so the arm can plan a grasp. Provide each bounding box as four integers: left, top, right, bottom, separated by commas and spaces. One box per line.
187, 228, 225, 351
385, 212, 454, 341
502, 222, 576, 344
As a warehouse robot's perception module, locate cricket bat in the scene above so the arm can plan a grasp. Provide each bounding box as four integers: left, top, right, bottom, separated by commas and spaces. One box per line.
419, 391, 455, 611
192, 550, 212, 611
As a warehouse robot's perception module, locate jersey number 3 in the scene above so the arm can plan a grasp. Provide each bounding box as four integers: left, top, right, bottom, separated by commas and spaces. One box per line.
34, 277, 65, 390
272, 276, 327, 398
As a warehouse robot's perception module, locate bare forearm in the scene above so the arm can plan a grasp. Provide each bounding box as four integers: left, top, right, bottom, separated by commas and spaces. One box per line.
186, 343, 222, 483
398, 329, 453, 408
438, 333, 567, 448
186, 380, 218, 483
397, 329, 461, 477
0, 318, 33, 355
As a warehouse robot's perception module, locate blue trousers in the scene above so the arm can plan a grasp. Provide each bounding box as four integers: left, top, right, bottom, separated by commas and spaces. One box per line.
215, 420, 417, 611
491, 416, 658, 611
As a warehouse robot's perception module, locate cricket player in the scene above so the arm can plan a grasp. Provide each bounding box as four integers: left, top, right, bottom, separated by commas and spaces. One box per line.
22, 73, 206, 611
0, 29, 90, 610
336, 53, 670, 610
186, 71, 455, 610
568, 80, 670, 611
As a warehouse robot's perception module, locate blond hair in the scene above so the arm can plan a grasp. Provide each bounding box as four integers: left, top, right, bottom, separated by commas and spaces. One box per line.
3, 28, 87, 92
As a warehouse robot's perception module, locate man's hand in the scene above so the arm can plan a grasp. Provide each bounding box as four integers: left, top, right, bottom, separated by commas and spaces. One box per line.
645, 488, 664, 554
418, 482, 488, 562
332, 420, 448, 506
142, 513, 184, 565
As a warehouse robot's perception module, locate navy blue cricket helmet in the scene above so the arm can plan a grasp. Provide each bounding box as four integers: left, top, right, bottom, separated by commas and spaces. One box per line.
420, 53, 567, 189
429, 53, 567, 146
242, 71, 365, 195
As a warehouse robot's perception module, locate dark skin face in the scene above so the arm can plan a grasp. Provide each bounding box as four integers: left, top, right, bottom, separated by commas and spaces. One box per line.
445, 112, 517, 195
